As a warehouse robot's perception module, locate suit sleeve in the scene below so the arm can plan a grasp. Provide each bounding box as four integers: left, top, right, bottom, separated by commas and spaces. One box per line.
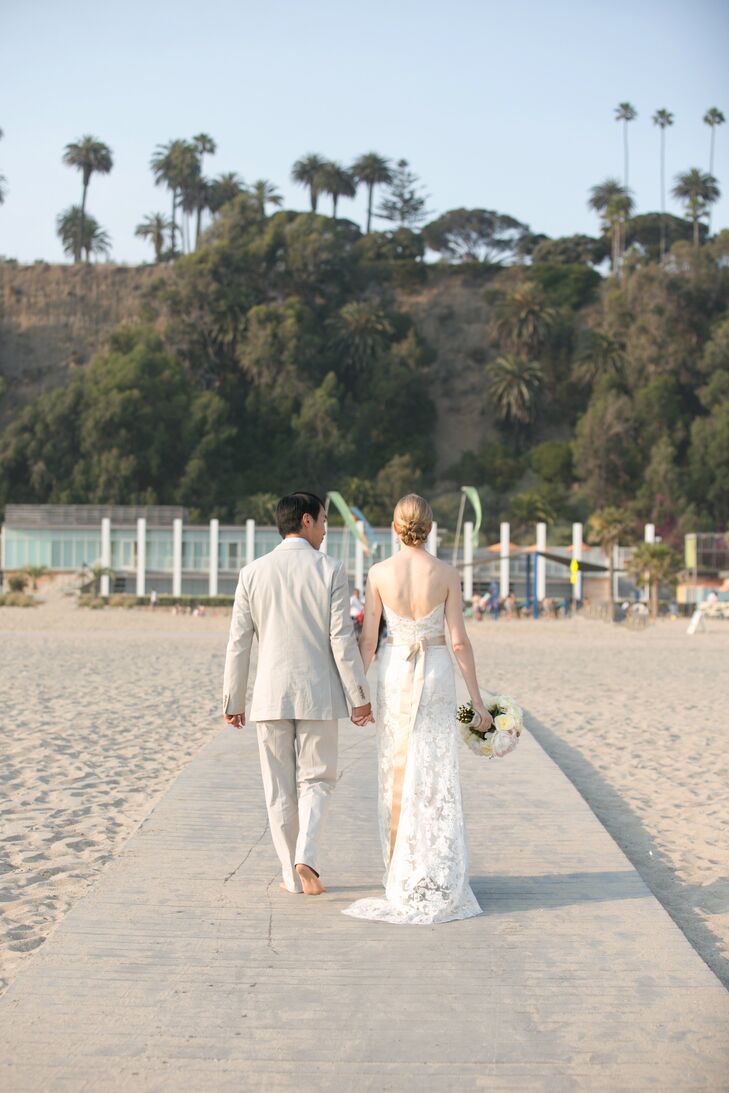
329, 560, 370, 709
222, 568, 255, 715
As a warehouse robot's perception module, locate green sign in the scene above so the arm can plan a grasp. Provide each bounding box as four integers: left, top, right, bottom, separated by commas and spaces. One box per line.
326, 491, 371, 554
461, 486, 482, 547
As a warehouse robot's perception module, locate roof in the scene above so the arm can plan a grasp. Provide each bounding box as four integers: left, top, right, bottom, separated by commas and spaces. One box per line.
4, 504, 189, 528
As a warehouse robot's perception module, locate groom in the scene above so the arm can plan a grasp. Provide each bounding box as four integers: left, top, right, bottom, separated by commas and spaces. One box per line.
223, 492, 373, 895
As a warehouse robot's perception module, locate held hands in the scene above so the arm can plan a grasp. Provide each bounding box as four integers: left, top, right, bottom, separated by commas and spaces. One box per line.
351, 702, 374, 726
224, 713, 246, 729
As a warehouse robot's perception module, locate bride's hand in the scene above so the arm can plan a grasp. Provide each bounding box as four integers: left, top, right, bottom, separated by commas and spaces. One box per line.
472, 702, 492, 730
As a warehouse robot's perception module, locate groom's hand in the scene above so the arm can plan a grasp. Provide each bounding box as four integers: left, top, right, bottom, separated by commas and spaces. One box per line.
224, 713, 246, 729
351, 703, 374, 726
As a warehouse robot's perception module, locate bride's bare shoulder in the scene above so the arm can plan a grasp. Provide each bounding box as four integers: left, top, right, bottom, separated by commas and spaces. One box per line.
367, 559, 388, 582
430, 555, 459, 578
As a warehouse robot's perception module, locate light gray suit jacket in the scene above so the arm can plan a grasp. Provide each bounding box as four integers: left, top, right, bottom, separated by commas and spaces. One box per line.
223, 537, 370, 722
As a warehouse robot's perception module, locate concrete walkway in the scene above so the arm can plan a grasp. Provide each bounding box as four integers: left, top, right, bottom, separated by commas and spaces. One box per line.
1, 715, 727, 1091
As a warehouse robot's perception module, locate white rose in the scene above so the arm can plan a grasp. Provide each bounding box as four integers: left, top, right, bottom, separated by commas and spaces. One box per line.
494, 713, 516, 734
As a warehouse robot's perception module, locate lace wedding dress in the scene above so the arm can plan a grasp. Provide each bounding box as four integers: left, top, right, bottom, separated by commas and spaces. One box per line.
343, 602, 482, 925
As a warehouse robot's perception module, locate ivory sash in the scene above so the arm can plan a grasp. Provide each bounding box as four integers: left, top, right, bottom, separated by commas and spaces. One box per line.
385, 635, 447, 859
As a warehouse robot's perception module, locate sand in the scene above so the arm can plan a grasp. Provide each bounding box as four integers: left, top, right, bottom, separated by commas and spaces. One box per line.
1, 587, 727, 994
0, 589, 228, 994
468, 614, 729, 988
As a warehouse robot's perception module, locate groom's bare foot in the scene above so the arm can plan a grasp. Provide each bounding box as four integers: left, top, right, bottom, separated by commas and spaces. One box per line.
296, 863, 326, 895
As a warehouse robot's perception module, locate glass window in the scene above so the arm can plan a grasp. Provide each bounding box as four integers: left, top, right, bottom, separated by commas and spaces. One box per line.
226, 542, 239, 570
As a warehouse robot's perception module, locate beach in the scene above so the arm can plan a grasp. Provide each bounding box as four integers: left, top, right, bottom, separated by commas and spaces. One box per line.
1, 592, 727, 994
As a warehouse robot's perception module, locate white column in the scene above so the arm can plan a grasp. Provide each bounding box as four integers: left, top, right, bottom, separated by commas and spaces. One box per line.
499, 521, 510, 599
572, 521, 583, 603
613, 543, 621, 602
246, 519, 255, 566
355, 521, 365, 592
0, 524, 6, 572
642, 523, 655, 602
100, 517, 111, 597
536, 521, 547, 602
172, 518, 182, 597
391, 527, 401, 556
427, 521, 438, 557
209, 519, 219, 597
136, 517, 146, 597
463, 521, 474, 601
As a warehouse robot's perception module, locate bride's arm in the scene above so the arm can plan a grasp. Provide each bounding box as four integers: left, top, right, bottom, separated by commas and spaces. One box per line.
444, 569, 492, 727
358, 570, 383, 675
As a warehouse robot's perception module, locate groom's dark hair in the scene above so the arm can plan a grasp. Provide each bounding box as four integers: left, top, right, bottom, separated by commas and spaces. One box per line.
275, 491, 326, 537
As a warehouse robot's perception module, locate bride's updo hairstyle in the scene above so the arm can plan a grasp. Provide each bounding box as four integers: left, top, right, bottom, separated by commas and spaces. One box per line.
393, 494, 433, 547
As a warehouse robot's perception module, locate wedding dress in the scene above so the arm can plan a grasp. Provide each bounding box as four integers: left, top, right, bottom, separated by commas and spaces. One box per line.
343, 602, 482, 925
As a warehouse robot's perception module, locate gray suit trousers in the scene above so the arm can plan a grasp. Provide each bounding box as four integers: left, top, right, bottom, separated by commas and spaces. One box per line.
256, 718, 338, 892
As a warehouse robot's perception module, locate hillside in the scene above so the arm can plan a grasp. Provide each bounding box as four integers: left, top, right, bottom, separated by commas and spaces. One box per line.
0, 208, 727, 541
0, 260, 496, 472
0, 262, 168, 430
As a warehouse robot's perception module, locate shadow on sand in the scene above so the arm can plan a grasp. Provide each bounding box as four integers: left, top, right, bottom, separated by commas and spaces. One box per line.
524, 710, 729, 990
470, 869, 646, 912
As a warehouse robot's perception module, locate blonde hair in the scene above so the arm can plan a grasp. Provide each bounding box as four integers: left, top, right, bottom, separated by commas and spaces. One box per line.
393, 494, 433, 547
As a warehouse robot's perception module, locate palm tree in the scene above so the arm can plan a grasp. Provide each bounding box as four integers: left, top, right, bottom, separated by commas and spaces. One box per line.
319, 161, 356, 218
62, 136, 113, 263
586, 507, 634, 615
508, 492, 556, 537
208, 171, 245, 213
614, 102, 637, 187
56, 207, 111, 262
492, 282, 556, 357
190, 134, 216, 243
588, 178, 633, 270
652, 108, 674, 258
626, 542, 681, 619
249, 179, 283, 218
83, 222, 111, 262
180, 174, 211, 250
572, 330, 625, 387
486, 355, 543, 434
77, 564, 115, 597
588, 177, 625, 219
703, 107, 725, 174
291, 153, 326, 212
192, 132, 216, 172
135, 213, 173, 262
703, 108, 725, 232
150, 139, 199, 255
23, 565, 49, 590
671, 168, 721, 247
332, 301, 394, 373
351, 152, 393, 233
605, 192, 634, 273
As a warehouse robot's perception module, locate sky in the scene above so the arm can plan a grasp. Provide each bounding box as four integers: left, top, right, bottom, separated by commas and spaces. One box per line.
2, 0, 728, 264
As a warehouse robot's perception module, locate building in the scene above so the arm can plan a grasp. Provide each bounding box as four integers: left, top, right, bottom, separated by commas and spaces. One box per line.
1, 504, 640, 606
0, 504, 397, 596
680, 532, 729, 605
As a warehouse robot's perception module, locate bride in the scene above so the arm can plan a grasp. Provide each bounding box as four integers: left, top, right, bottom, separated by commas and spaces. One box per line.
343, 494, 492, 925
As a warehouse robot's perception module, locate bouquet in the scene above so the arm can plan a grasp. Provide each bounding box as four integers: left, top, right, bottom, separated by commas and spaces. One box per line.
456, 694, 524, 759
